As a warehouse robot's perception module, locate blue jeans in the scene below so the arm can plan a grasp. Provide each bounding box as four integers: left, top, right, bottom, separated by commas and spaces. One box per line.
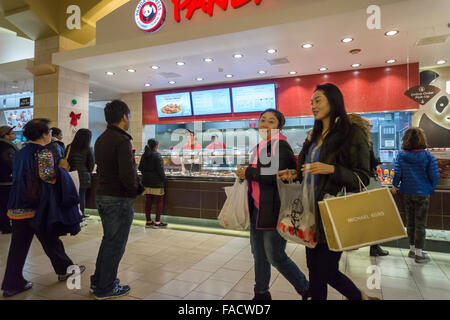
250, 223, 309, 294
91, 195, 134, 295
79, 188, 87, 215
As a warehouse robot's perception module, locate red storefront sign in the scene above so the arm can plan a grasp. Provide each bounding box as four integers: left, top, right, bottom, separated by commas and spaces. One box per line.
171, 0, 262, 22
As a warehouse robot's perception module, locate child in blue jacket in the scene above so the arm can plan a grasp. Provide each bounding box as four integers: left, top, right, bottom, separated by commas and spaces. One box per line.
391, 127, 439, 264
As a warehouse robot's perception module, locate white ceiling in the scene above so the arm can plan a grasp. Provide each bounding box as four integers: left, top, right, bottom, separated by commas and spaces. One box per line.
0, 59, 33, 95
51, 0, 450, 101
1, 0, 449, 101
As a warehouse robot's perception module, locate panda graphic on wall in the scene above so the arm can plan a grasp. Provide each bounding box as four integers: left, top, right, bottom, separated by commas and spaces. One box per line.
405, 68, 450, 147
142, 4, 156, 23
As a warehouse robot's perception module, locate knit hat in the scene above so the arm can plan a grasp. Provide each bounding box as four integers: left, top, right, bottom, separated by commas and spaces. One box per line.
0, 125, 15, 137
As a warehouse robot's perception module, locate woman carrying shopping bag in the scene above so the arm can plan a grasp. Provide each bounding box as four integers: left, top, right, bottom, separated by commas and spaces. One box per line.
279, 83, 378, 300
391, 128, 439, 264
236, 109, 309, 301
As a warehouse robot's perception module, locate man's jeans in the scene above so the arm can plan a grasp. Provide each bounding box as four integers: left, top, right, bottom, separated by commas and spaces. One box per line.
91, 195, 134, 295
250, 223, 309, 294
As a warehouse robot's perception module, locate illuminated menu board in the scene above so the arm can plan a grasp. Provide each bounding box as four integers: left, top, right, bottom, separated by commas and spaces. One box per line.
232, 84, 276, 113
192, 88, 232, 115
155, 92, 192, 118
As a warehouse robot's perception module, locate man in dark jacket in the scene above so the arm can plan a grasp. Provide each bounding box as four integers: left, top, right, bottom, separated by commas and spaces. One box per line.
90, 100, 144, 300
0, 126, 18, 234
46, 127, 65, 165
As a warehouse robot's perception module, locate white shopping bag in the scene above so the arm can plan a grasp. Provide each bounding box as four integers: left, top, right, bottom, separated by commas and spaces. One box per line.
276, 172, 318, 248
68, 170, 82, 217
218, 178, 250, 231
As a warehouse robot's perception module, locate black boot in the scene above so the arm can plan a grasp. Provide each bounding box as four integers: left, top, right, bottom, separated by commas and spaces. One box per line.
370, 245, 389, 256
252, 289, 272, 300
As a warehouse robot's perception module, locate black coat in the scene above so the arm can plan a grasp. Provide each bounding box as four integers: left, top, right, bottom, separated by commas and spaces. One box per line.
297, 122, 371, 243
138, 150, 166, 188
66, 145, 95, 189
0, 139, 18, 185
94, 125, 144, 198
245, 139, 296, 229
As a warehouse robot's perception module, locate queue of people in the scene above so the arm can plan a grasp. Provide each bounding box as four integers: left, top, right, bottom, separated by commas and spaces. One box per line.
0, 83, 440, 300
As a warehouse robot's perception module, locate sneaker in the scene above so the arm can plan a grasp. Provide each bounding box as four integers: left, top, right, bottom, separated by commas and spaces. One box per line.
415, 252, 431, 264
58, 265, 86, 281
145, 221, 154, 228
407, 250, 415, 258
94, 285, 131, 300
3, 281, 33, 298
151, 222, 167, 229
90, 278, 120, 294
370, 245, 389, 257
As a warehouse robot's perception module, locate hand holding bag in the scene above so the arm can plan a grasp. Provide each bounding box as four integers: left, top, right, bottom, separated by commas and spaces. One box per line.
276, 171, 318, 248
218, 178, 250, 231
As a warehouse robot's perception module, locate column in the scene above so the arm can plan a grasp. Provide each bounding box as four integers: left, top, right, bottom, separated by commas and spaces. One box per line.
32, 36, 89, 146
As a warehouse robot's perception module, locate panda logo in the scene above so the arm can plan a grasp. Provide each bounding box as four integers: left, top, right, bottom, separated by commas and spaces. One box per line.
135, 0, 166, 33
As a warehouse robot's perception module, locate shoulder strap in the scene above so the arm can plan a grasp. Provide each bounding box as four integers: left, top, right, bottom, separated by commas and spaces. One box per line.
65, 145, 71, 160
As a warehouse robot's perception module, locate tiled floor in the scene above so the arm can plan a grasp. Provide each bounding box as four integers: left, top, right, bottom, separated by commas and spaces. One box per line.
1, 219, 450, 300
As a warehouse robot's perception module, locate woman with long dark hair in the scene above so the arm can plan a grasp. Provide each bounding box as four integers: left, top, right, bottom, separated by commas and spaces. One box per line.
138, 139, 167, 228
66, 128, 94, 219
236, 109, 309, 300
279, 83, 378, 300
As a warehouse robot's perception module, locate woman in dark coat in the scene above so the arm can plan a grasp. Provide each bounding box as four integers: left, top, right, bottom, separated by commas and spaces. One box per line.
2, 118, 85, 298
66, 129, 94, 219
236, 109, 309, 300
279, 83, 378, 300
138, 139, 167, 228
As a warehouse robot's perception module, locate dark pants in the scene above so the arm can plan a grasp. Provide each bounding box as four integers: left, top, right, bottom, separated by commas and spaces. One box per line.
1, 219, 73, 291
403, 194, 430, 249
250, 224, 309, 294
0, 185, 12, 232
91, 195, 134, 295
79, 188, 88, 215
306, 243, 362, 300
145, 194, 164, 222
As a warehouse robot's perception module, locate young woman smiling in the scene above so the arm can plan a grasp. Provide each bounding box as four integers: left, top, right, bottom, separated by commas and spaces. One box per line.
279, 83, 379, 300
236, 109, 309, 301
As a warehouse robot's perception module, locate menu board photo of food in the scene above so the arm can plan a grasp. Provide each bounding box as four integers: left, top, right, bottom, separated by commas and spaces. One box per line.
155, 92, 192, 118
3, 108, 33, 131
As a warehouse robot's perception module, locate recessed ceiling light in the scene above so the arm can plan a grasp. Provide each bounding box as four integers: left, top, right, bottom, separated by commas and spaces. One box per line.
302, 43, 313, 49
341, 37, 354, 43
266, 49, 277, 54
258, 70, 266, 74
319, 67, 328, 71
386, 59, 396, 64
127, 69, 136, 73
145, 83, 151, 87
196, 77, 204, 81
203, 58, 214, 62
289, 71, 297, 75
106, 72, 115, 76
226, 74, 233, 78
151, 65, 159, 70
352, 63, 361, 68
168, 81, 176, 84
89, 91, 93, 94
233, 54, 243, 59
385, 30, 399, 36
437, 59, 447, 65
176, 62, 185, 66
11, 86, 18, 89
